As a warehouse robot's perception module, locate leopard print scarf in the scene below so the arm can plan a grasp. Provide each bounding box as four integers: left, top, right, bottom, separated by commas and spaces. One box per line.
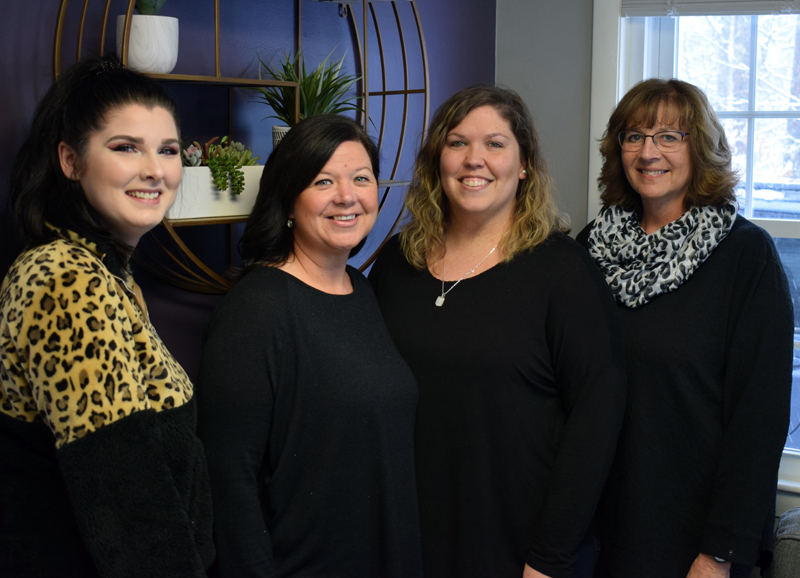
587, 204, 737, 308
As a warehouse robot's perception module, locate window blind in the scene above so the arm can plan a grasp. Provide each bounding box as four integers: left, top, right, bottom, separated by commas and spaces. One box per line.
621, 0, 800, 16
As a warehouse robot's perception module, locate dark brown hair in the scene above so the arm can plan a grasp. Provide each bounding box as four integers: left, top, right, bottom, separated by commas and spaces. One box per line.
10, 54, 179, 263
238, 114, 379, 275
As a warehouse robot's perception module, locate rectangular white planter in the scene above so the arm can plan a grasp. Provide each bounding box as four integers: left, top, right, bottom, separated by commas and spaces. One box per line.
167, 165, 263, 222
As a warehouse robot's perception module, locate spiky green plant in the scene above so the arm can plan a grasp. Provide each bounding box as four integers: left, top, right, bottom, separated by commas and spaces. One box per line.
135, 0, 167, 15
252, 51, 363, 126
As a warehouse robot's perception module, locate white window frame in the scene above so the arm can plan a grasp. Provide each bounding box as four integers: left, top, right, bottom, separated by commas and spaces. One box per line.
589, 0, 800, 499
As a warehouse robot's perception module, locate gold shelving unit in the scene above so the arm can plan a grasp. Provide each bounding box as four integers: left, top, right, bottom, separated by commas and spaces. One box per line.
54, 0, 428, 292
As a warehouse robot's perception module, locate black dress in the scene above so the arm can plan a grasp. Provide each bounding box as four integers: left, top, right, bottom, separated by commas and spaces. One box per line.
369, 233, 627, 578
197, 266, 423, 578
577, 216, 793, 577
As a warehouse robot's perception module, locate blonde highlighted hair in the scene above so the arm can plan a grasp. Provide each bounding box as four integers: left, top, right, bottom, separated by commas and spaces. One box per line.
400, 85, 568, 270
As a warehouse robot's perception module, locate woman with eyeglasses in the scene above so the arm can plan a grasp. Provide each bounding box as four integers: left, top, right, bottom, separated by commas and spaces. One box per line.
577, 78, 793, 578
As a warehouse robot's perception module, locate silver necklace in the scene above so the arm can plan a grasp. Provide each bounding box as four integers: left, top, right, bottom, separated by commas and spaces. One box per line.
435, 236, 504, 307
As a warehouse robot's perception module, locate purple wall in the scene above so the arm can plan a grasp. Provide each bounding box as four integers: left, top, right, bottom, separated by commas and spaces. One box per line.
0, 0, 495, 380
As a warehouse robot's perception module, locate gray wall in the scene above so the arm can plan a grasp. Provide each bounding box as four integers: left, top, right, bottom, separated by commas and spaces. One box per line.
496, 0, 595, 233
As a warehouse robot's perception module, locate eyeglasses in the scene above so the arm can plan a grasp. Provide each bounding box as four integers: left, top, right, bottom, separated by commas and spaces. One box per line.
618, 130, 689, 152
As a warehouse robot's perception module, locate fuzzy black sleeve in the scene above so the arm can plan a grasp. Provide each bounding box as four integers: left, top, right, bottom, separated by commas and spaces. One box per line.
57, 404, 210, 577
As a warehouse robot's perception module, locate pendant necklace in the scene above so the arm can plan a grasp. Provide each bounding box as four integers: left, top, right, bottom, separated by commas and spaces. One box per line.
435, 233, 506, 307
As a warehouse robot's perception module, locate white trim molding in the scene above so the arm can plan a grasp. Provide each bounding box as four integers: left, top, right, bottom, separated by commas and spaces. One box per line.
588, 0, 623, 221
622, 0, 800, 16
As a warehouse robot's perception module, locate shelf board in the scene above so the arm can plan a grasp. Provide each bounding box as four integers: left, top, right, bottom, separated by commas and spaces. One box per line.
145, 73, 299, 89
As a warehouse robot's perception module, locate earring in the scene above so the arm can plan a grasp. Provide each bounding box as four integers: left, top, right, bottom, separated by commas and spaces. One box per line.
287, 218, 294, 229
522, 169, 527, 175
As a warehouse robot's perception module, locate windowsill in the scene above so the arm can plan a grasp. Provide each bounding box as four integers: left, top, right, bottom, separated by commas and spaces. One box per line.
778, 449, 800, 494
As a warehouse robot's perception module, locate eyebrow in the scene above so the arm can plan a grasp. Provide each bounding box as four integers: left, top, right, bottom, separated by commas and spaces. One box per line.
319, 166, 375, 175
105, 135, 180, 145
447, 131, 510, 140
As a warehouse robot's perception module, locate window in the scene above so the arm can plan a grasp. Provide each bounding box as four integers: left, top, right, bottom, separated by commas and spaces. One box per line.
589, 1, 800, 491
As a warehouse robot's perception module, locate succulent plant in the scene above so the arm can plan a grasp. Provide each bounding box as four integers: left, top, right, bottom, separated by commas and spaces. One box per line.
135, 0, 167, 15
182, 137, 260, 195
181, 144, 203, 167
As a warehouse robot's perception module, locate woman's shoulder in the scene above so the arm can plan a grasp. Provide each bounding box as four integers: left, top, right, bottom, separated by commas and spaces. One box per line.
368, 233, 411, 284
2, 237, 112, 300
719, 215, 780, 263
509, 231, 606, 288
528, 230, 595, 266
374, 233, 404, 262
216, 267, 291, 312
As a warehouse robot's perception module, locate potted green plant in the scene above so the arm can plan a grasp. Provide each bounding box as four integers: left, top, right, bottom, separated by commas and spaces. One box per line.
168, 137, 262, 222
116, 0, 179, 74
252, 51, 364, 148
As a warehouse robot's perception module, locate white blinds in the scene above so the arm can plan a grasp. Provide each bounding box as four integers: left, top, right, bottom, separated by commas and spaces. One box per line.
621, 0, 800, 16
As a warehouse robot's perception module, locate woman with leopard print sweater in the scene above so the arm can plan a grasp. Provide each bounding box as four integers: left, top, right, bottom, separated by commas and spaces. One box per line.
0, 55, 214, 577
577, 79, 793, 578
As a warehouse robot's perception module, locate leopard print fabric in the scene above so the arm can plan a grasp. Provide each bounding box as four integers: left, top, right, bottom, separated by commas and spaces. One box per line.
587, 203, 737, 308
0, 229, 193, 447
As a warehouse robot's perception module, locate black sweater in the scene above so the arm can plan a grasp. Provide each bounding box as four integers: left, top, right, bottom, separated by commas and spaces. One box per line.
577, 216, 793, 576
196, 266, 423, 578
369, 233, 627, 578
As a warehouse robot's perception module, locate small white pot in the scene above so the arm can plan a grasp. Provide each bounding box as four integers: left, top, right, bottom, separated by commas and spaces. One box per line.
116, 14, 179, 74
273, 126, 291, 150
167, 166, 263, 222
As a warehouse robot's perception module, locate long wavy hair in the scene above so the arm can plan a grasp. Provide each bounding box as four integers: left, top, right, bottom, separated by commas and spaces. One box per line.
598, 78, 738, 213
238, 114, 379, 276
400, 85, 568, 270
10, 54, 179, 264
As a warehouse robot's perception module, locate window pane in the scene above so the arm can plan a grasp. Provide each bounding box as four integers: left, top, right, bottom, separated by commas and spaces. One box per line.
773, 238, 800, 451
789, 344, 800, 452
677, 16, 752, 112
752, 118, 800, 219
720, 118, 748, 210
756, 15, 800, 112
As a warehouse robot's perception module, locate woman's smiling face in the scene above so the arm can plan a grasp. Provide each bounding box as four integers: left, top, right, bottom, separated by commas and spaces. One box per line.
622, 103, 692, 216
59, 103, 182, 247
439, 105, 526, 225
290, 140, 378, 262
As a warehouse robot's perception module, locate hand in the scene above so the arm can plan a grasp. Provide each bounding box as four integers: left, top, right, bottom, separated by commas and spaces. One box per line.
686, 553, 731, 578
523, 563, 552, 578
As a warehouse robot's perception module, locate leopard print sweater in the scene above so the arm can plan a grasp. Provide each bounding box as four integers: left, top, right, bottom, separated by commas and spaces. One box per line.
0, 228, 213, 577
0, 228, 193, 445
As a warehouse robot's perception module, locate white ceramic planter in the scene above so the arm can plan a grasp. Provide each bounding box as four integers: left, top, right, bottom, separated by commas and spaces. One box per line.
167, 166, 263, 222
273, 126, 290, 149
116, 15, 179, 74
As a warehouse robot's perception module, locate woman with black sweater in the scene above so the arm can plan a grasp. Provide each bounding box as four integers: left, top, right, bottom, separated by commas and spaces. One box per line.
197, 115, 423, 578
578, 78, 793, 578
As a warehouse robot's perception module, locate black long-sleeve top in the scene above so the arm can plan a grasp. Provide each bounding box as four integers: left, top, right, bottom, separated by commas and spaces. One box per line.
369, 233, 627, 578
577, 216, 793, 577
196, 266, 423, 578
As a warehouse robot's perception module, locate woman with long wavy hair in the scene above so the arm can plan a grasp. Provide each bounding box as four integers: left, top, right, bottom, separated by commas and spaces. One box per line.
369, 85, 627, 578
